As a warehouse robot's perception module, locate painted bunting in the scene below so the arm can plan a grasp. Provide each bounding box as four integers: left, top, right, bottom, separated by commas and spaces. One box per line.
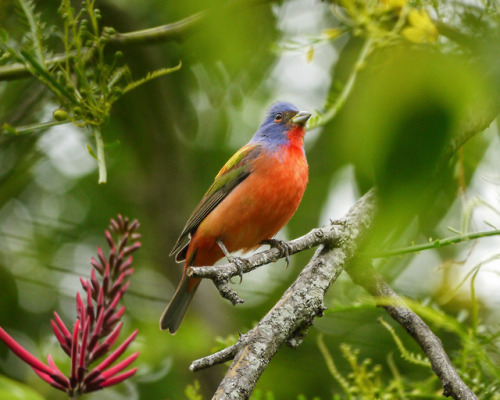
160, 102, 311, 333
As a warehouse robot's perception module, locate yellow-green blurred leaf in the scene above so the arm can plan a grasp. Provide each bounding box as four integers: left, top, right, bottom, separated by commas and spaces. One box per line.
0, 376, 45, 400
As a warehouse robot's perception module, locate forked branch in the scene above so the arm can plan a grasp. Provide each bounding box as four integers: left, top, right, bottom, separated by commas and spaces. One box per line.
190, 190, 477, 400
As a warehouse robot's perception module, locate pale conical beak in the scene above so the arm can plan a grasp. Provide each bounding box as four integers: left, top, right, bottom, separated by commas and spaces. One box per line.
291, 111, 312, 126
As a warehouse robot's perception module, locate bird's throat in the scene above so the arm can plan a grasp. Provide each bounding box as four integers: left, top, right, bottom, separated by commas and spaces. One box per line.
286, 126, 306, 148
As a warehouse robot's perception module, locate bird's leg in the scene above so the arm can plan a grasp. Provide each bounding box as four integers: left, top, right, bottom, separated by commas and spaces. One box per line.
216, 239, 249, 283
260, 239, 293, 268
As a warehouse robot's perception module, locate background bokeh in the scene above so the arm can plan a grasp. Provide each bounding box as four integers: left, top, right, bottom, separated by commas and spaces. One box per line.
1, 0, 500, 398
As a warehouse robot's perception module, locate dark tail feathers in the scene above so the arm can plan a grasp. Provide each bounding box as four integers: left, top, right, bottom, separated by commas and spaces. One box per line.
160, 276, 200, 334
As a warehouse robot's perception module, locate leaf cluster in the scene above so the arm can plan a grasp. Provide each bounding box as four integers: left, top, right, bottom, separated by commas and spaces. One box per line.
315, 296, 500, 399
0, 0, 180, 182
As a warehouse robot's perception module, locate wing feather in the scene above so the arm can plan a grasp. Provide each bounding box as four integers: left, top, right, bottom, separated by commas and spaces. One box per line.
170, 143, 262, 261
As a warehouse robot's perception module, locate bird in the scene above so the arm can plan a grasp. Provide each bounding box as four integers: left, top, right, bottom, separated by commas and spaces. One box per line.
160, 101, 311, 334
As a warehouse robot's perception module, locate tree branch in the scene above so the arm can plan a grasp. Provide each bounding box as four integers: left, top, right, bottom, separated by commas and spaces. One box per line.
191, 188, 477, 400
190, 190, 376, 399
367, 229, 500, 259
346, 261, 478, 400
190, 341, 240, 373
186, 224, 344, 304
104, 12, 204, 46
443, 95, 500, 159
0, 12, 202, 81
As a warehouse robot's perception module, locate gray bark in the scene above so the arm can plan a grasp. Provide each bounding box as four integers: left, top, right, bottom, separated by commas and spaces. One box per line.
191, 190, 477, 400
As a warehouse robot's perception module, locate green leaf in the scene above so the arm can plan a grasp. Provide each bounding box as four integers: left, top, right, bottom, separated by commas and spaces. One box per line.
18, 0, 45, 66
122, 61, 182, 94
104, 139, 121, 149
2, 123, 18, 135
87, 144, 97, 159
0, 29, 8, 42
0, 375, 45, 400
185, 380, 202, 400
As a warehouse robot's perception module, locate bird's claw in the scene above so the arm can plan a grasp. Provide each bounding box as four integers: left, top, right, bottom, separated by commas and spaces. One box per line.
227, 254, 249, 284
217, 239, 248, 283
261, 239, 293, 268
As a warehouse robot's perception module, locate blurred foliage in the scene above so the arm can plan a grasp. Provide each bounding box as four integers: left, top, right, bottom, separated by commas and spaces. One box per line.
314, 293, 500, 400
1, 0, 500, 399
0, 0, 181, 183
0, 375, 46, 400
185, 380, 203, 400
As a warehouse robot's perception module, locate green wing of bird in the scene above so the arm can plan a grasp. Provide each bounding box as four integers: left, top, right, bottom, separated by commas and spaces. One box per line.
170, 143, 262, 262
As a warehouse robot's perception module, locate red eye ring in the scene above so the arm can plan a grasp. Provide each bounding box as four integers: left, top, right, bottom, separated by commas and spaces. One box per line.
274, 112, 283, 122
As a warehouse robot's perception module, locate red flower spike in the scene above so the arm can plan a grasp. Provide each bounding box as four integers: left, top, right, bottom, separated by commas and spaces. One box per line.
114, 250, 124, 268
91, 330, 138, 375
116, 232, 129, 254
53, 312, 71, 339
87, 309, 104, 354
99, 352, 139, 380
50, 320, 71, 355
90, 257, 103, 274
80, 277, 90, 292
82, 369, 100, 386
0, 215, 140, 396
105, 230, 115, 250
128, 220, 140, 233
85, 351, 139, 389
118, 256, 133, 274
102, 321, 123, 348
69, 320, 80, 389
90, 269, 100, 298
78, 317, 91, 380
131, 233, 141, 241
97, 246, 107, 269
109, 218, 120, 232
109, 286, 124, 309
98, 368, 137, 388
103, 292, 122, 323
0, 327, 53, 375
102, 263, 110, 295
109, 252, 116, 274
33, 369, 68, 391
108, 272, 125, 298
47, 355, 70, 387
123, 268, 134, 279
89, 322, 122, 362
105, 306, 126, 329
76, 292, 86, 322
96, 285, 104, 314
86, 286, 95, 325
123, 242, 141, 256
116, 214, 124, 226
121, 281, 130, 293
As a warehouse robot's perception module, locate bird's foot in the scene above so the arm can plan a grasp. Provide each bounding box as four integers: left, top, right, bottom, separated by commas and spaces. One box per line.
216, 239, 249, 283
261, 239, 293, 268
227, 255, 250, 284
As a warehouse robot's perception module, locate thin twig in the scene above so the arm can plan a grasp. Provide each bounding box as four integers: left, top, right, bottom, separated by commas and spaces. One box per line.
191, 190, 477, 400
193, 190, 376, 399
1, 119, 72, 135
308, 38, 373, 130
368, 229, 500, 258
187, 225, 342, 281
18, 0, 45, 67
347, 261, 478, 400
190, 340, 241, 372
187, 224, 342, 305
105, 12, 204, 46
93, 128, 107, 184
0, 12, 201, 81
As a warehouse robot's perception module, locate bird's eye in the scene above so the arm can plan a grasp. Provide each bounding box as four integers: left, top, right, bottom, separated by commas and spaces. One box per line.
274, 112, 283, 122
